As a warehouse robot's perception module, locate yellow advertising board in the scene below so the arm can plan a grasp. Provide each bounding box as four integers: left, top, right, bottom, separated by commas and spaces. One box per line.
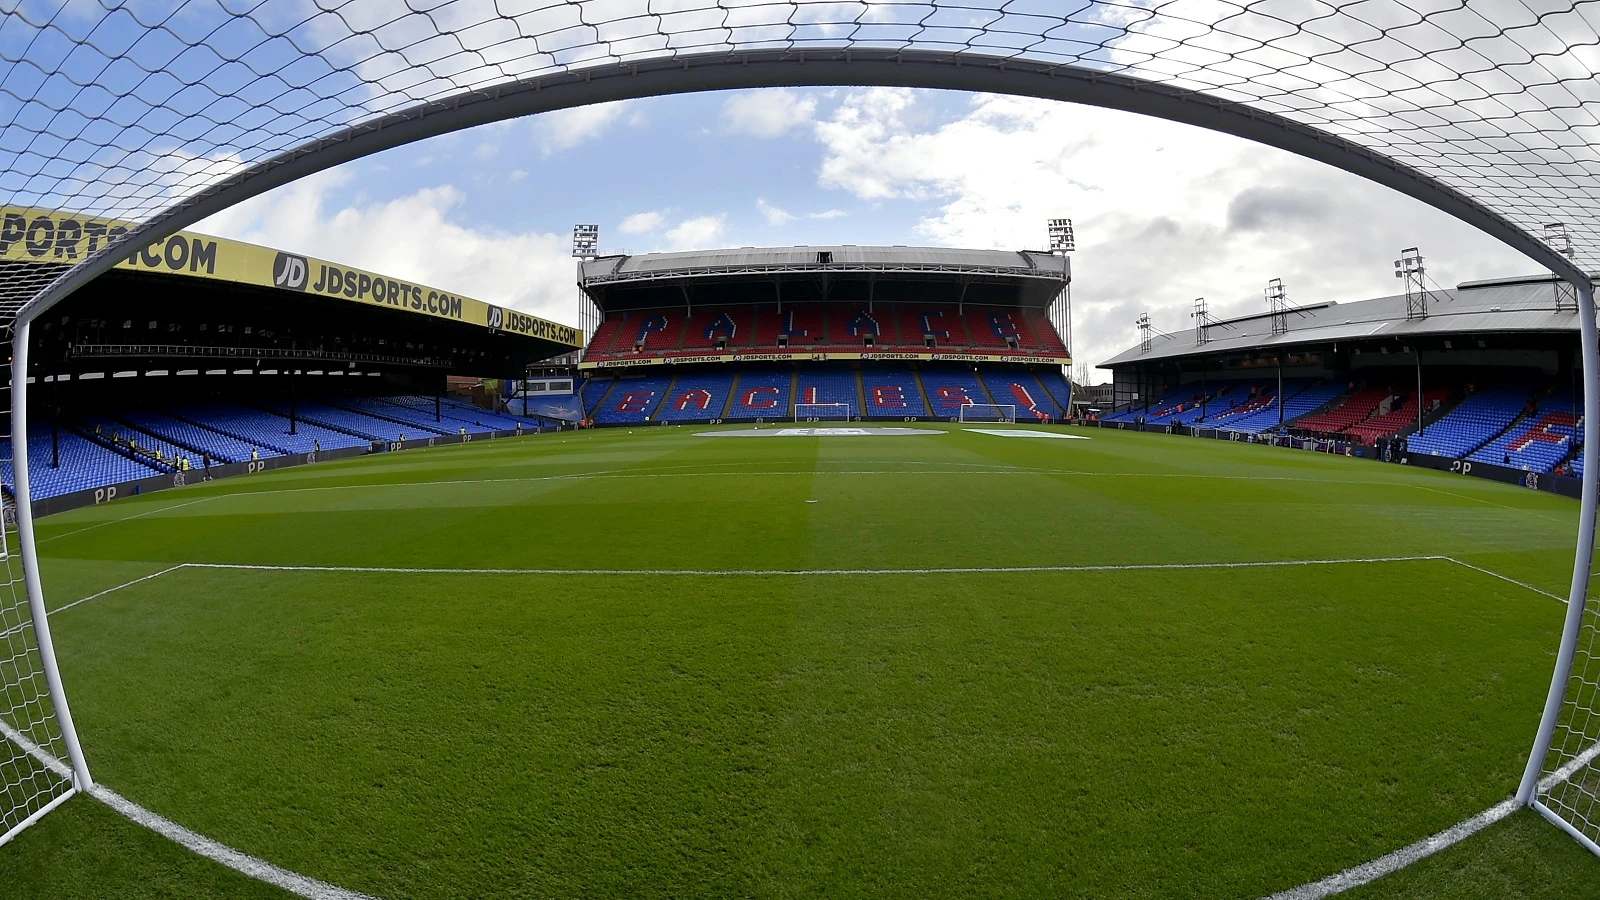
0, 208, 582, 347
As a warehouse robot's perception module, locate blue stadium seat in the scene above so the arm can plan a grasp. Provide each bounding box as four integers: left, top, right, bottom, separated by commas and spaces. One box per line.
795, 371, 862, 418
726, 372, 793, 420
656, 373, 736, 422
1, 428, 165, 500
919, 368, 990, 419
860, 368, 928, 417
980, 371, 1065, 420
1408, 380, 1533, 460
594, 375, 675, 424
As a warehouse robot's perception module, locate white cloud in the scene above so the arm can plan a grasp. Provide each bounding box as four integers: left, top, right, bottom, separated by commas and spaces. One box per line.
619, 210, 667, 234
724, 88, 819, 138
196, 170, 578, 332
812, 88, 1534, 371
533, 100, 633, 157
664, 215, 726, 250
757, 198, 793, 226
758, 197, 848, 226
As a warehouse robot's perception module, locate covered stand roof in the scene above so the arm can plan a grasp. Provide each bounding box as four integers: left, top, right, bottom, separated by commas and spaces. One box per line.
1100, 275, 1588, 369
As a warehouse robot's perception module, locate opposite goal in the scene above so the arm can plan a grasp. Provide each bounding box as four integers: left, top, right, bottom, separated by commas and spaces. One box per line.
957, 403, 1017, 423
795, 402, 852, 422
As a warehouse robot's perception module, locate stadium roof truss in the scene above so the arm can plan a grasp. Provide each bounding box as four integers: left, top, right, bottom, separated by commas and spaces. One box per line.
6, 0, 1600, 870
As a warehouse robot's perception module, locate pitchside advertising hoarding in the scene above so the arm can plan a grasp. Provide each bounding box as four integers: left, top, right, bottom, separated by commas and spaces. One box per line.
0, 207, 582, 348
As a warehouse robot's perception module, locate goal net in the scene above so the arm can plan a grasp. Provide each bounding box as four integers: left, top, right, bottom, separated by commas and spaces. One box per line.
958, 404, 1017, 423
0, 364, 88, 848
795, 403, 852, 422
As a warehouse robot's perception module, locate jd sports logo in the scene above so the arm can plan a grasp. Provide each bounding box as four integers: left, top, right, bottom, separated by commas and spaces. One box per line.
487, 305, 504, 330
273, 252, 309, 290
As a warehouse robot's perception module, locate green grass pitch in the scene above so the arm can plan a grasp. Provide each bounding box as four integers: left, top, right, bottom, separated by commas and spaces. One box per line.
4, 422, 1599, 897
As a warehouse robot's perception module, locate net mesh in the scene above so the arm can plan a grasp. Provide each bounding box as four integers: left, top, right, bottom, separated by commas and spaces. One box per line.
795, 402, 851, 420
0, 0, 1597, 849
0, 378, 72, 846
958, 403, 1017, 422
1537, 551, 1600, 843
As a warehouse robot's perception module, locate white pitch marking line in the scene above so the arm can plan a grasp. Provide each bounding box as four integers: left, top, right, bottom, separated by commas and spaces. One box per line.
1264, 739, 1600, 900
171, 555, 1448, 578
0, 720, 375, 900
1442, 558, 1567, 604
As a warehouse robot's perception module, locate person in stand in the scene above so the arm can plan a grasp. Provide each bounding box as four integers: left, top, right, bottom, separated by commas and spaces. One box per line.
1503, 451, 1512, 465
313, 438, 321, 453
251, 448, 259, 461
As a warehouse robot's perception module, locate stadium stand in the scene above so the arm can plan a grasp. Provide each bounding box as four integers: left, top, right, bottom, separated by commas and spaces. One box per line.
261, 402, 419, 442
1470, 389, 1582, 473
579, 302, 1064, 361
656, 373, 737, 422
338, 398, 456, 435
920, 368, 992, 417
795, 370, 862, 417
862, 368, 930, 417
726, 372, 794, 420
1034, 370, 1073, 411
117, 410, 260, 465
580, 378, 615, 417
594, 375, 675, 424
1407, 379, 1537, 460
980, 371, 1065, 420
79, 415, 187, 472
175, 404, 365, 455
1293, 387, 1389, 436
1344, 388, 1452, 444
828, 307, 884, 347
2, 427, 165, 500
681, 308, 749, 350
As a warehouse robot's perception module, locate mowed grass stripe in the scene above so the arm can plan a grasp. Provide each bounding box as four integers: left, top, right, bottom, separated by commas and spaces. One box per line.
6, 425, 1595, 898
37, 559, 1562, 899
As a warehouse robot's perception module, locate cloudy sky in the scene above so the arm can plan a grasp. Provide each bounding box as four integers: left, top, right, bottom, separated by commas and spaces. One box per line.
198, 86, 1536, 373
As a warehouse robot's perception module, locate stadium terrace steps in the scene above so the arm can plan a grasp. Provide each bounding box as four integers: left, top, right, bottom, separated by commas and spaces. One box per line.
336, 399, 455, 436
2, 429, 168, 500
1468, 390, 1582, 473
1344, 388, 1453, 444
124, 410, 265, 464
862, 368, 930, 417
1293, 387, 1390, 436
725, 371, 794, 419
656, 372, 737, 422
981, 371, 1065, 420
796, 370, 864, 418
919, 368, 991, 419
75, 418, 180, 474
593, 375, 677, 424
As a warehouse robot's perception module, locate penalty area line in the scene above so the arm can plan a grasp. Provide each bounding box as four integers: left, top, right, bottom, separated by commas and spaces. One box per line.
171, 555, 1447, 577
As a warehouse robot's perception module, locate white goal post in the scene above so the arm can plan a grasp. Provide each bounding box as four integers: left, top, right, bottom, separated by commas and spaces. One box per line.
1, 321, 93, 849
795, 402, 852, 422
957, 403, 1017, 423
